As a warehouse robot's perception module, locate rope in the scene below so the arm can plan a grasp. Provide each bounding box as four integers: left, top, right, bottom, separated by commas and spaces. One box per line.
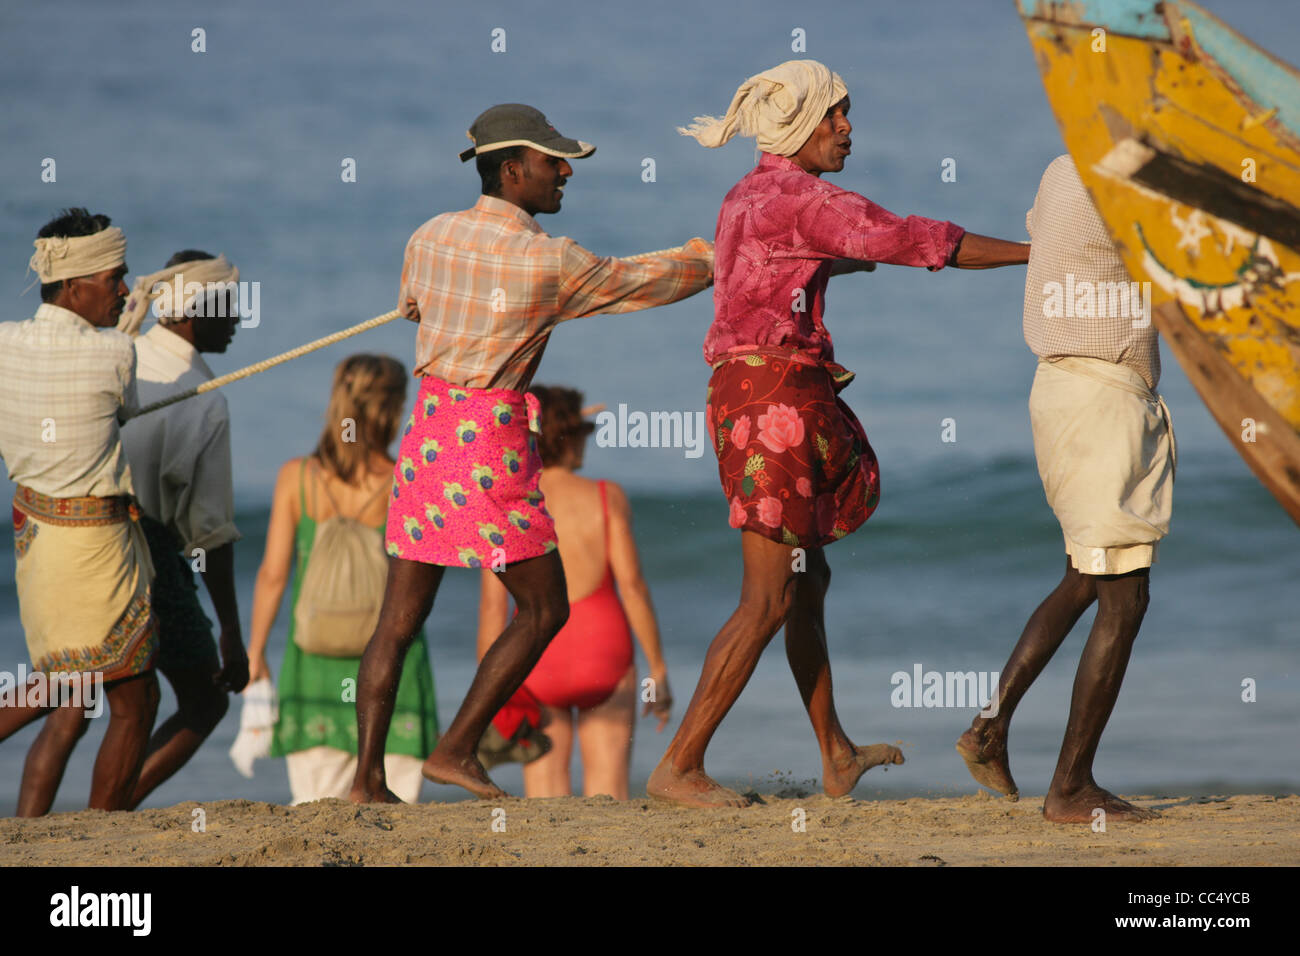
130, 309, 403, 418
128, 243, 701, 419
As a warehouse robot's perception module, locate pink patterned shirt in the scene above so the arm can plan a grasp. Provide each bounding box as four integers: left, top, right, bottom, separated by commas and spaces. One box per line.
703, 152, 966, 366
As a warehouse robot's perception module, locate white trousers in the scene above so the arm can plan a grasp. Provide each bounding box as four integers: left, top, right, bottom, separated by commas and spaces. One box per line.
285, 746, 425, 804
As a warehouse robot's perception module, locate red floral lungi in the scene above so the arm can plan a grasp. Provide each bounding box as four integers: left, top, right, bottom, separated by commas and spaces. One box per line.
705, 351, 880, 547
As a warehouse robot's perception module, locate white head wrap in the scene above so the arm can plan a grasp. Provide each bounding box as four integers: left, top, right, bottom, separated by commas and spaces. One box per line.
678, 59, 848, 157
29, 226, 127, 284
116, 254, 239, 338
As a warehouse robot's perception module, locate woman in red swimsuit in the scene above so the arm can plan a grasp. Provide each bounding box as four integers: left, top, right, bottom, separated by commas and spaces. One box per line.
478, 385, 672, 799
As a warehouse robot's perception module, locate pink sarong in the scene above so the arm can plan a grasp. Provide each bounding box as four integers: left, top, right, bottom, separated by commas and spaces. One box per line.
385, 376, 557, 569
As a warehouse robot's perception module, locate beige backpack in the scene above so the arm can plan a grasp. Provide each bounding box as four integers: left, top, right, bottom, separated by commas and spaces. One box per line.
293, 462, 390, 658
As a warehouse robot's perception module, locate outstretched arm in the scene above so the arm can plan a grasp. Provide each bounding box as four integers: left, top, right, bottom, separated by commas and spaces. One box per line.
557, 237, 714, 321
801, 187, 1028, 272
950, 232, 1030, 269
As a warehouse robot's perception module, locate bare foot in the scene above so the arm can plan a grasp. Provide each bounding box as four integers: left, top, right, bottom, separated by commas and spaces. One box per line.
823, 743, 904, 798
646, 760, 750, 808
422, 750, 507, 800
1043, 784, 1159, 824
348, 784, 402, 805
956, 725, 1018, 800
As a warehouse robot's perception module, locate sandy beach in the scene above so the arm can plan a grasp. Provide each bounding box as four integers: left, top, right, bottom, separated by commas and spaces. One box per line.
1, 791, 1294, 866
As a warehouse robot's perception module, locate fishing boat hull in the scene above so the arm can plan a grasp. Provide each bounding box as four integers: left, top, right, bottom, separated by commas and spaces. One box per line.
1017, 0, 1300, 523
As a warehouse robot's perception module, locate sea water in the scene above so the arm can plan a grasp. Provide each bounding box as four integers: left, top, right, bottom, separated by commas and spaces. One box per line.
0, 0, 1295, 811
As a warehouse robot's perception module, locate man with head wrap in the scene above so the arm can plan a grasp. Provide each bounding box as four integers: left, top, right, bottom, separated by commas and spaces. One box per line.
118, 249, 250, 807
648, 61, 1031, 807
0, 208, 161, 815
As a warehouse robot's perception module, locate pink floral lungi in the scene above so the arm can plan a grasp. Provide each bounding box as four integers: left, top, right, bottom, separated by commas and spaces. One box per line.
385, 376, 557, 568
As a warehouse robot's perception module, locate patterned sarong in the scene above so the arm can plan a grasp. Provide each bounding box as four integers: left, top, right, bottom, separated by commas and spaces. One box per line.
12, 486, 157, 680
385, 375, 557, 568
706, 349, 880, 547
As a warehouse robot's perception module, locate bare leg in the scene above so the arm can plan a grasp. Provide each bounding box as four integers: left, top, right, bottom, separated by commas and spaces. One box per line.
88, 671, 161, 811
957, 558, 1096, 798
422, 550, 568, 799
1044, 569, 1156, 823
350, 556, 444, 804
576, 664, 636, 800
521, 704, 574, 798
647, 532, 797, 808
784, 548, 902, 797
129, 665, 229, 808
15, 701, 93, 817
0, 674, 54, 743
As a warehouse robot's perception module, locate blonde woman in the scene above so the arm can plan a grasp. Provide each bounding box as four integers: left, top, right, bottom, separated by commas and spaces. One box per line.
479, 385, 672, 799
247, 354, 438, 803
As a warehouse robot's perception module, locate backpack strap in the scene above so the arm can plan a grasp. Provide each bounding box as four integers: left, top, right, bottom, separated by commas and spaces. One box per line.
320, 460, 391, 521
357, 477, 390, 517
298, 458, 307, 518
314, 460, 346, 519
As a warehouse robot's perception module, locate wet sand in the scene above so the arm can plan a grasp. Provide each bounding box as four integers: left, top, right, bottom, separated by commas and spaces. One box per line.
0, 791, 1295, 866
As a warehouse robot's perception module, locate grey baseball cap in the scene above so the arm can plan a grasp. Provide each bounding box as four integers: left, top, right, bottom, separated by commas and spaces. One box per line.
458, 104, 596, 162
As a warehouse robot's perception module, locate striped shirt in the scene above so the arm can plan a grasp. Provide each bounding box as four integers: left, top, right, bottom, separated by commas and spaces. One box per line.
399, 195, 714, 390
1023, 155, 1160, 388
0, 303, 138, 498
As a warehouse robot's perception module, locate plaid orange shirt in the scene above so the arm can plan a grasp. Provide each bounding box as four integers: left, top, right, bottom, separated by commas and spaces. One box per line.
399, 195, 714, 390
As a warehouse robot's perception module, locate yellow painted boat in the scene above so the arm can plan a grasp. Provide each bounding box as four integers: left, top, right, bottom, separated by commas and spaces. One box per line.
1018, 0, 1300, 523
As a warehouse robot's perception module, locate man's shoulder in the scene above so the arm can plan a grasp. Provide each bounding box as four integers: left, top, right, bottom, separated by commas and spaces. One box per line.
181, 389, 231, 437
0, 318, 30, 341
131, 387, 228, 448
408, 203, 490, 239
418, 206, 470, 230
1034, 154, 1104, 231
9, 315, 135, 360
1039, 154, 1085, 198
405, 208, 465, 250
63, 320, 135, 356
409, 204, 563, 262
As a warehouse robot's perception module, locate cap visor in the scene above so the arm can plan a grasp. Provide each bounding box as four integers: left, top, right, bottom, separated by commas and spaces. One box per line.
462, 137, 596, 162
531, 137, 596, 159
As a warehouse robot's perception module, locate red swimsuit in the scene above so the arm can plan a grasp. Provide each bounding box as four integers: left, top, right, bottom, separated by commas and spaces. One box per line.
523, 481, 634, 711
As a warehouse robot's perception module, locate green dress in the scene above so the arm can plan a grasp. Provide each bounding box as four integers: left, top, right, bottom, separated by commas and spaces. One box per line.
270, 462, 438, 758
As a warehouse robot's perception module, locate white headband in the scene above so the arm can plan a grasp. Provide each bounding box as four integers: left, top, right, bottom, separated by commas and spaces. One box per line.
116, 255, 240, 338
29, 226, 127, 284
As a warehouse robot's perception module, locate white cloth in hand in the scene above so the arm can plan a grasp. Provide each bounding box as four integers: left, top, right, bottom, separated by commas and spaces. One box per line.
229, 677, 278, 778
